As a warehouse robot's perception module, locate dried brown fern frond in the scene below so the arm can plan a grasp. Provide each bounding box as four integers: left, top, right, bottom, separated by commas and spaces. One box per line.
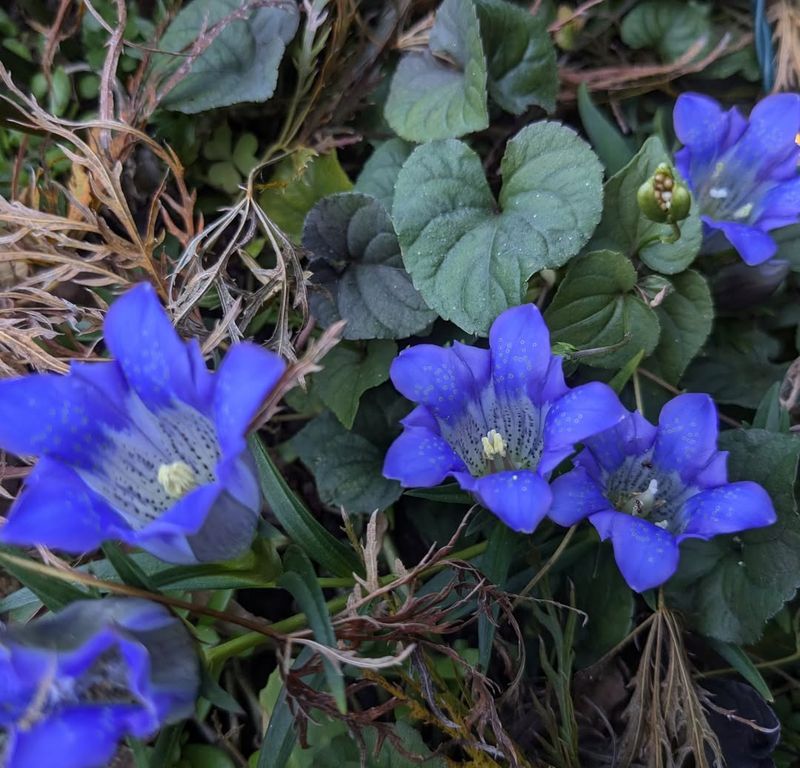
770, 0, 800, 91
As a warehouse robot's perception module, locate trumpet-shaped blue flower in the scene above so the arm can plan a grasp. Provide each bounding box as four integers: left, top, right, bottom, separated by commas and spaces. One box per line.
549, 394, 776, 592
0, 598, 199, 768
674, 92, 800, 266
0, 283, 285, 564
383, 304, 627, 533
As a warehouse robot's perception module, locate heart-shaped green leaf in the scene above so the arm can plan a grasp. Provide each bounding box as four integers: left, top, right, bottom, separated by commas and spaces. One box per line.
153, 0, 299, 114
384, 0, 488, 141
392, 121, 603, 334
475, 0, 557, 115
544, 250, 660, 368
354, 139, 415, 210
303, 193, 435, 340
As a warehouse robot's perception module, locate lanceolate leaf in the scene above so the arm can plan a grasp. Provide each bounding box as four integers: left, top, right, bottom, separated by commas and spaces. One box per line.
303, 193, 436, 340
474, 0, 557, 114
384, 0, 488, 141
393, 122, 603, 334
154, 0, 299, 114
544, 250, 660, 368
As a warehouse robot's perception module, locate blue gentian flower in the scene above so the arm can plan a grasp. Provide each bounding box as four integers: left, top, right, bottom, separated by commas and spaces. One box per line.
674, 91, 800, 266
0, 283, 285, 564
0, 598, 199, 768
383, 304, 627, 532
549, 394, 776, 592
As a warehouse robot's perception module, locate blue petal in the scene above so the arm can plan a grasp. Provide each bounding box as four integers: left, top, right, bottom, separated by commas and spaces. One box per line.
590, 511, 680, 593
704, 217, 777, 266
0, 373, 127, 467
537, 356, 569, 403
390, 344, 480, 420
692, 450, 728, 489
756, 177, 800, 230
489, 304, 552, 399
674, 93, 731, 153
541, 382, 627, 471
127, 483, 222, 564
582, 410, 657, 474
678, 481, 776, 540
186, 490, 260, 563
728, 93, 800, 174
0, 459, 125, 554
400, 405, 440, 432
653, 393, 719, 482
548, 466, 613, 526
383, 426, 464, 487
452, 342, 491, 390
186, 339, 215, 409
104, 283, 196, 410
469, 470, 552, 533
213, 343, 285, 454
8, 706, 131, 768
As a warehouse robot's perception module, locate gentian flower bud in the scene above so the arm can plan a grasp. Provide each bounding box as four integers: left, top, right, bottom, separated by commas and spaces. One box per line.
637, 163, 692, 224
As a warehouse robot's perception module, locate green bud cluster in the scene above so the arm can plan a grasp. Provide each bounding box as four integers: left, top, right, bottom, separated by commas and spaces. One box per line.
637, 163, 691, 224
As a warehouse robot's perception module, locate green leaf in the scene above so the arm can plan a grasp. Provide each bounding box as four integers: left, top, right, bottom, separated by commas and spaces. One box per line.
180, 745, 237, 768
705, 639, 773, 702
302, 193, 436, 340
404, 483, 472, 505
544, 250, 660, 368
279, 546, 346, 713
576, 83, 635, 176
474, 0, 557, 114
647, 269, 713, 385
249, 435, 362, 578
154, 0, 299, 113
478, 521, 515, 670
752, 382, 791, 433
313, 340, 396, 428
102, 542, 157, 591
620, 0, 712, 63
384, 0, 488, 141
0, 549, 93, 611
683, 329, 788, 409
259, 150, 353, 241
572, 543, 634, 668
665, 429, 800, 643
393, 122, 603, 334
258, 649, 323, 768
354, 139, 415, 210
290, 411, 402, 515
588, 136, 703, 274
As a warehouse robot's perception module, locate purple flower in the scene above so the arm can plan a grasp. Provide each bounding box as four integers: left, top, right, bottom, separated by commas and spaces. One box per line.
674, 92, 800, 266
0, 283, 285, 564
383, 304, 627, 533
0, 598, 199, 768
549, 394, 776, 592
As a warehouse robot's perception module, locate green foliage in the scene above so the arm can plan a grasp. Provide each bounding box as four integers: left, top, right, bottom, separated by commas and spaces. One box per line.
474, 0, 557, 115
647, 270, 713, 385
666, 430, 800, 643
354, 139, 415, 210
303, 193, 436, 339
154, 0, 299, 113
589, 136, 702, 274
393, 122, 603, 334
384, 0, 488, 141
545, 250, 660, 368
621, 0, 712, 62
576, 83, 635, 176
260, 150, 353, 241
290, 410, 402, 515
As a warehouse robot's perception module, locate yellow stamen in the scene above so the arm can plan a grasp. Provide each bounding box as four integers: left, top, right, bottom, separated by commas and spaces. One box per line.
157, 461, 197, 498
481, 429, 507, 460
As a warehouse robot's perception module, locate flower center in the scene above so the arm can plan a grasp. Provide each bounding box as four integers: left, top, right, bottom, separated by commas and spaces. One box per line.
157, 461, 197, 498
481, 429, 507, 460
620, 478, 661, 517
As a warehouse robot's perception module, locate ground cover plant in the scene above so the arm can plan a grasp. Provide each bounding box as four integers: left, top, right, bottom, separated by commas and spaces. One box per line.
0, 0, 799, 766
